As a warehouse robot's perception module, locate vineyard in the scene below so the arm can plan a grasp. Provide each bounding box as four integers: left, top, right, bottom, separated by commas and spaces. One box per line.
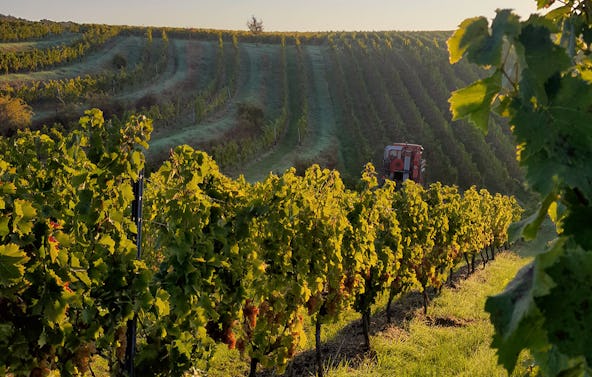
0, 15, 524, 197
2, 1, 592, 375
0, 110, 521, 376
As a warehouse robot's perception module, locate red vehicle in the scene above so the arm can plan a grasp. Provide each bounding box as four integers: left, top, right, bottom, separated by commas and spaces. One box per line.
382, 143, 425, 186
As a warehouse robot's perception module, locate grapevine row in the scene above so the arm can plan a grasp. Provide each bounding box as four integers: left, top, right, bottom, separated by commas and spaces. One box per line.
0, 110, 521, 376
0, 16, 71, 41
321, 31, 523, 193
210, 37, 289, 170
0, 33, 170, 123
0, 25, 121, 74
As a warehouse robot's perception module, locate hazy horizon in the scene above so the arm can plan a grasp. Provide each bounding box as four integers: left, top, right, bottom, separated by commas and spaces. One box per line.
0, 1, 542, 32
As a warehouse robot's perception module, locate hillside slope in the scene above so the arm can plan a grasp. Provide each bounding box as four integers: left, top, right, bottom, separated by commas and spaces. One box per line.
0, 18, 523, 195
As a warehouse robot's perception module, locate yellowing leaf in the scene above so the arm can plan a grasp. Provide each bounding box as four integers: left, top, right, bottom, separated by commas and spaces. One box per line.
99, 235, 116, 254
547, 201, 558, 223
0, 181, 16, 195
13, 199, 36, 236
155, 289, 171, 316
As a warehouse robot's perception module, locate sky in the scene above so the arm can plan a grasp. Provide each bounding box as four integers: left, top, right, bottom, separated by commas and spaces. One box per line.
0, 1, 543, 32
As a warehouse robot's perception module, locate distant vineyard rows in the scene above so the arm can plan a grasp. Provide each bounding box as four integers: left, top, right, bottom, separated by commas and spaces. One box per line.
0, 24, 119, 74
0, 17, 523, 197
0, 110, 521, 376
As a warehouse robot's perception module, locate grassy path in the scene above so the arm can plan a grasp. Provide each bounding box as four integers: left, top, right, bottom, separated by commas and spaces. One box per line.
148, 43, 280, 158
206, 251, 534, 377
241, 45, 337, 181
114, 38, 186, 103
319, 252, 533, 377
300, 45, 338, 162
240, 45, 301, 180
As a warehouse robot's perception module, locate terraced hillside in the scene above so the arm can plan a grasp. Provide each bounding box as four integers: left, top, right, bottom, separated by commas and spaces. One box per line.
0, 16, 523, 195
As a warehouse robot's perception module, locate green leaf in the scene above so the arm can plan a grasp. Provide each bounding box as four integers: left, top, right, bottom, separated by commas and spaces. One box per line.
476, 9, 521, 66
519, 21, 571, 86
0, 181, 16, 195
485, 263, 548, 374
508, 191, 557, 242
447, 16, 489, 64
73, 269, 92, 288
536, 0, 554, 8
45, 298, 68, 325
48, 241, 59, 264
536, 245, 592, 365
0, 243, 29, 286
76, 189, 93, 217
131, 150, 142, 169
448, 10, 520, 66
0, 323, 13, 340
553, 75, 592, 111
563, 206, 592, 250
79, 108, 104, 130
121, 183, 134, 204
515, 221, 558, 258
13, 199, 36, 236
543, 5, 572, 22
449, 71, 502, 133
0, 216, 9, 237
512, 80, 592, 199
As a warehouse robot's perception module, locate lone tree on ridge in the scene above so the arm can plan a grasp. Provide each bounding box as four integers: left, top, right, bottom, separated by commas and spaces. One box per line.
247, 15, 263, 34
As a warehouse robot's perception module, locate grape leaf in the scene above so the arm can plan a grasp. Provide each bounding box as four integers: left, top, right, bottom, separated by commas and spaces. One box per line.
476, 9, 521, 66
155, 289, 171, 316
448, 10, 520, 66
537, 0, 555, 9
519, 21, 571, 86
508, 190, 557, 242
12, 199, 36, 236
449, 72, 502, 133
450, 4, 592, 376
536, 246, 592, 365
448, 17, 489, 64
563, 207, 592, 250
0, 215, 9, 237
485, 263, 548, 373
0, 243, 29, 286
